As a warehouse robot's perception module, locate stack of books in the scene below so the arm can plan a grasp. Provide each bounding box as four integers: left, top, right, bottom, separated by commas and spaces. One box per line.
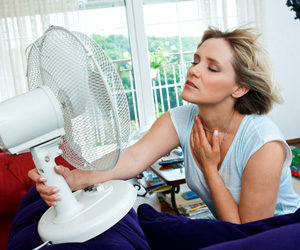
163, 190, 212, 219
178, 202, 210, 218
137, 170, 170, 194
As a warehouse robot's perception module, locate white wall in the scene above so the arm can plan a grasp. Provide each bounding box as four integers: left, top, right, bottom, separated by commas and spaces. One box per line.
263, 0, 300, 140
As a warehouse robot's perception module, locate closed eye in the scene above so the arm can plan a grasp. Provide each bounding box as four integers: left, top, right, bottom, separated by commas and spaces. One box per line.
208, 66, 219, 72
191, 61, 199, 65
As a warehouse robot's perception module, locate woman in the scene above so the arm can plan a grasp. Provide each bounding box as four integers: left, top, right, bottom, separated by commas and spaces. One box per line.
28, 27, 300, 224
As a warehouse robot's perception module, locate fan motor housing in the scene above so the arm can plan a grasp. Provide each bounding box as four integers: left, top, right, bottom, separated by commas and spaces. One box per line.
0, 86, 65, 154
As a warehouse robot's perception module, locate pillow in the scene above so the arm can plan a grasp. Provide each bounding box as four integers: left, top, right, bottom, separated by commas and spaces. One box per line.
0, 150, 75, 217
0, 152, 35, 216
202, 223, 300, 250
137, 204, 300, 250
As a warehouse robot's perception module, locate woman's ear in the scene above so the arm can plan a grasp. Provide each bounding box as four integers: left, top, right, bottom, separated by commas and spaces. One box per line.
232, 84, 250, 98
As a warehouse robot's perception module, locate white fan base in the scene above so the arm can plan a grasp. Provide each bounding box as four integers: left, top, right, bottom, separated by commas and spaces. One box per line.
38, 180, 137, 244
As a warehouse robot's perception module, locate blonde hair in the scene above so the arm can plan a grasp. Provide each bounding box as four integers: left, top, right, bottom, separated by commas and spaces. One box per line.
198, 27, 282, 114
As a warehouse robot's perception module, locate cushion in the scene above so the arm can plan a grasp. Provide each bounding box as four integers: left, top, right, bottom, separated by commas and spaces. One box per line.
137, 203, 300, 250
0, 151, 35, 217
0, 150, 75, 217
7, 186, 151, 250
202, 223, 300, 249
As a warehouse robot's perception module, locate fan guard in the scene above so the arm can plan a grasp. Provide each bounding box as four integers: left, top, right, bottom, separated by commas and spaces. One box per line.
27, 26, 130, 171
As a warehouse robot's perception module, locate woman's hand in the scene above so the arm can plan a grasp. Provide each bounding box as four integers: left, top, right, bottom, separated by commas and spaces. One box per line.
28, 166, 89, 206
190, 115, 221, 175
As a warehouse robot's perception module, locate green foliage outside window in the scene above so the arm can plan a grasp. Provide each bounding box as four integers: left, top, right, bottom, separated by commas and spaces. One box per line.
91, 33, 200, 123
149, 45, 176, 69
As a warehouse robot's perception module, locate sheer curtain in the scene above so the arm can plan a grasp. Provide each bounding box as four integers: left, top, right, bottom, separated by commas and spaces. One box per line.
195, 0, 264, 32
236, 0, 265, 31
0, 0, 80, 101
0, 0, 265, 102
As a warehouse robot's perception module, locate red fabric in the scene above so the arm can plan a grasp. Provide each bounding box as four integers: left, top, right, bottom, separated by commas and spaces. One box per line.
0, 216, 14, 250
0, 152, 35, 217
0, 150, 75, 249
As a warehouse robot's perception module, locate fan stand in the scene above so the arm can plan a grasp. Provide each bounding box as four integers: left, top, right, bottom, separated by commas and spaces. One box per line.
31, 138, 137, 244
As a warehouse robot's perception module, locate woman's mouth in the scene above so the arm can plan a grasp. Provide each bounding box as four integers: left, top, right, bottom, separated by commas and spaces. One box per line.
185, 80, 198, 89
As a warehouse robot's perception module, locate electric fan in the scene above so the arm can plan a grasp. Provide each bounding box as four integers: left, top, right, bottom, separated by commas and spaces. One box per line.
0, 26, 137, 243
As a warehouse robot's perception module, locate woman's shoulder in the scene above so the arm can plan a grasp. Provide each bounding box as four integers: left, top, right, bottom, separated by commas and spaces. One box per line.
237, 114, 292, 172
169, 103, 197, 113
169, 104, 197, 122
242, 114, 283, 139
238, 114, 286, 154
168, 104, 197, 148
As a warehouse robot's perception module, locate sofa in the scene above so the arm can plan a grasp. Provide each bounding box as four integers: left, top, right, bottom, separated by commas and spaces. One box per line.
3, 150, 300, 249
7, 189, 300, 250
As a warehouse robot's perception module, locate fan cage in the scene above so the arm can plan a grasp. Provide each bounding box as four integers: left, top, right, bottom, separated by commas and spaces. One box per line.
27, 26, 130, 171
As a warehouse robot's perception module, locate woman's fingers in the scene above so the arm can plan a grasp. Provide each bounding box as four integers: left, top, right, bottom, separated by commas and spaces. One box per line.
28, 167, 62, 206
191, 116, 221, 170
40, 192, 61, 206
190, 126, 195, 146
36, 183, 59, 195
212, 130, 220, 153
191, 129, 198, 156
192, 116, 200, 145
190, 128, 195, 146
194, 115, 210, 148
28, 168, 46, 183
36, 184, 61, 206
54, 165, 70, 178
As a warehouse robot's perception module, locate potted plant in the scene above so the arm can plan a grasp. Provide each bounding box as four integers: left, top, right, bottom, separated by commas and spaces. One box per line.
149, 46, 175, 79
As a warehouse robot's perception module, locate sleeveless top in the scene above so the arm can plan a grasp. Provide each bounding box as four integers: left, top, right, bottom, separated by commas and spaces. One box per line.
169, 104, 300, 219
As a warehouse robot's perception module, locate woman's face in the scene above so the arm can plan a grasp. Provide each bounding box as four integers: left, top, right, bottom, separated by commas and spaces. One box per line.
182, 38, 238, 105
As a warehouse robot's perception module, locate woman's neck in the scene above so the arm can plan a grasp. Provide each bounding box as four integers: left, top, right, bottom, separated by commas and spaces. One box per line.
197, 104, 236, 133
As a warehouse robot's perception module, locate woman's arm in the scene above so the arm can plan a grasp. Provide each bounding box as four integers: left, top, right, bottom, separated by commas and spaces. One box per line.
190, 115, 285, 223
204, 141, 285, 223
238, 141, 285, 223
89, 111, 180, 185
28, 112, 180, 206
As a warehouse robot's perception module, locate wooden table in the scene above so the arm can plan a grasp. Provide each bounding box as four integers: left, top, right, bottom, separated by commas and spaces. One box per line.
150, 161, 186, 215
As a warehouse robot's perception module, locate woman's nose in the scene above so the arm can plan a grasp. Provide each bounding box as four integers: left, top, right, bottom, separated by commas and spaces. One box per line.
188, 64, 201, 78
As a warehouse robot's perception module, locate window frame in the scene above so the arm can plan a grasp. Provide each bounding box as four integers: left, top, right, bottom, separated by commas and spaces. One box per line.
125, 0, 156, 128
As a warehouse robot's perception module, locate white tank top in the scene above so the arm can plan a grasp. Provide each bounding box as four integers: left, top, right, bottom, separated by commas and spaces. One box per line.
169, 104, 300, 219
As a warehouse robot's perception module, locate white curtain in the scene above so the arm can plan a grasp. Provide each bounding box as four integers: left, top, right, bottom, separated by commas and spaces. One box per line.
196, 0, 264, 32
0, 0, 80, 101
0, 0, 265, 102
236, 0, 265, 31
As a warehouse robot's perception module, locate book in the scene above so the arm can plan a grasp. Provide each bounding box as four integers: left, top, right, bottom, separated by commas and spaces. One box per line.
149, 185, 172, 194
181, 190, 199, 200
188, 209, 212, 219
136, 170, 166, 191
164, 192, 203, 208
162, 191, 212, 218
137, 177, 165, 190
179, 202, 208, 215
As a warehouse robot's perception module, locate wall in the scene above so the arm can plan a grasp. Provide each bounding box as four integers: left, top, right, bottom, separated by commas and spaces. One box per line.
263, 0, 300, 140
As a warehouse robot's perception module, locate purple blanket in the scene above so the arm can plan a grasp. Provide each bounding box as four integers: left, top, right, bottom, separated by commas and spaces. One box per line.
138, 203, 300, 250
7, 186, 150, 250
8, 186, 300, 249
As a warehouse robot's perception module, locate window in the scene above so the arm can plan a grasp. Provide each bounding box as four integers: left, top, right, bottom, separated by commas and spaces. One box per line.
78, 1, 140, 133
0, 0, 263, 132
142, 0, 253, 118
